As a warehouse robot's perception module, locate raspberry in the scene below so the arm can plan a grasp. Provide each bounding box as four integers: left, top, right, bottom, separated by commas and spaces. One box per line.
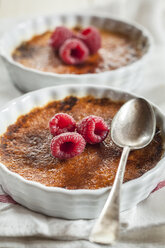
59, 38, 89, 65
49, 26, 73, 50
80, 26, 101, 54
49, 113, 76, 136
51, 132, 86, 159
77, 115, 109, 144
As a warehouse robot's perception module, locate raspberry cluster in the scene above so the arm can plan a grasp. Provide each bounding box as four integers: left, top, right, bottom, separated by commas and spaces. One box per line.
49, 113, 109, 159
49, 26, 101, 65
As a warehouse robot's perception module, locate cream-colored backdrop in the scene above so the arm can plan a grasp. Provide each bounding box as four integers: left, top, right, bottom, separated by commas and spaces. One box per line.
1, 0, 164, 44
0, 0, 109, 18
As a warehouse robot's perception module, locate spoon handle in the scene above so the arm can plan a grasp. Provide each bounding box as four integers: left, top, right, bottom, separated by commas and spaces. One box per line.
89, 146, 130, 245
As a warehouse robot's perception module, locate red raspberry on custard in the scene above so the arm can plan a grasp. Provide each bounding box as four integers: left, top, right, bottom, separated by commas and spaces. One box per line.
77, 115, 109, 144
49, 26, 73, 50
59, 38, 89, 65
51, 132, 86, 159
49, 113, 76, 136
80, 26, 101, 54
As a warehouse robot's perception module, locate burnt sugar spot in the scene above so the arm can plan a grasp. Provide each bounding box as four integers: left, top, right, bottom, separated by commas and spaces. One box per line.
59, 96, 78, 111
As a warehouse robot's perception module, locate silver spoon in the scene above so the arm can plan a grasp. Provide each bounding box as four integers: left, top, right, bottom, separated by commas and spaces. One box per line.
89, 98, 156, 245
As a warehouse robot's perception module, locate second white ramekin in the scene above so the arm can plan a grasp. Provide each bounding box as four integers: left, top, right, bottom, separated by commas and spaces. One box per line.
0, 13, 152, 92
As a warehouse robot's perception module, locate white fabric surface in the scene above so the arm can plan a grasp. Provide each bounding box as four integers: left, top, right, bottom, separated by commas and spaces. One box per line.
0, 187, 165, 247
0, 0, 165, 247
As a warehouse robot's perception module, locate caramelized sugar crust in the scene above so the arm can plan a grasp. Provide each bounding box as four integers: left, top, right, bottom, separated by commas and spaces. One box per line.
0, 96, 163, 189
12, 29, 142, 74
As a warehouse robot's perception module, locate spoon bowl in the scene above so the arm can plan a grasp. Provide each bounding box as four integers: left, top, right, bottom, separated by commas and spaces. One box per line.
111, 98, 156, 149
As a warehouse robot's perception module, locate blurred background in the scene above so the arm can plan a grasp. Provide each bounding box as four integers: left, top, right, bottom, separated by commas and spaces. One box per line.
0, 0, 164, 43
0, 0, 100, 18
0, 0, 165, 107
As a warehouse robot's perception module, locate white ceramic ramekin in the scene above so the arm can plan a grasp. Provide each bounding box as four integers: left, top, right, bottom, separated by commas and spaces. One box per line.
0, 13, 152, 92
0, 84, 165, 220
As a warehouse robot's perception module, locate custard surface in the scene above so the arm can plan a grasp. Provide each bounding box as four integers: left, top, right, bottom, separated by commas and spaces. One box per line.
0, 96, 163, 189
12, 29, 142, 74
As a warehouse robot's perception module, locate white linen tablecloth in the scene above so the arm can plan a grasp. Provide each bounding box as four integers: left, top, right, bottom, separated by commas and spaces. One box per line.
0, 0, 165, 247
